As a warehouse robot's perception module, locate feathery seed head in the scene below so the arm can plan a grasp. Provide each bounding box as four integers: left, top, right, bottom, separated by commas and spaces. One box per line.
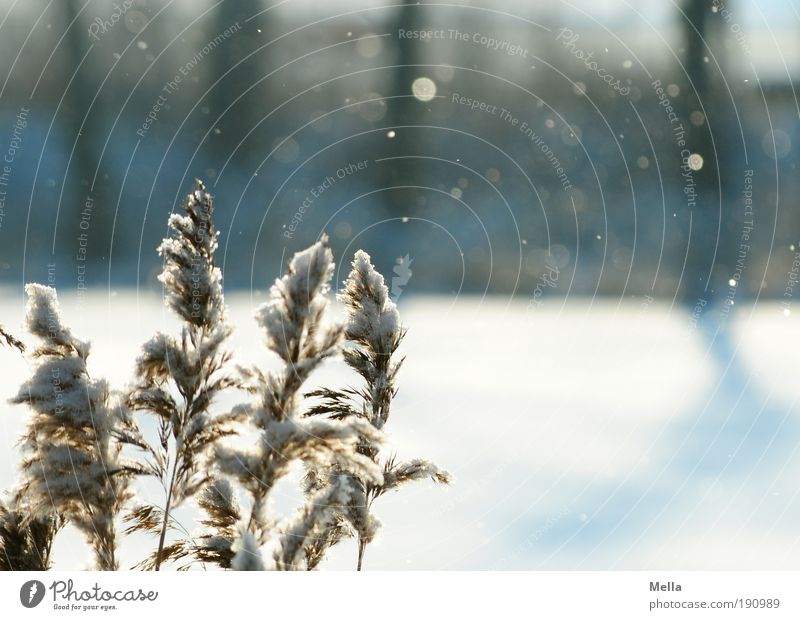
23, 284, 88, 357
12, 284, 132, 570
256, 235, 337, 364
340, 250, 401, 356
158, 180, 224, 328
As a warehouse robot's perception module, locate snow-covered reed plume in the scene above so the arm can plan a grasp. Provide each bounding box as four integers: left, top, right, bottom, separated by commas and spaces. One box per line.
1, 315, 59, 571
10, 284, 136, 570
1, 181, 449, 572
218, 236, 383, 570
125, 180, 242, 570
187, 477, 242, 568
0, 489, 59, 570
231, 529, 265, 571
307, 250, 450, 570
272, 474, 353, 570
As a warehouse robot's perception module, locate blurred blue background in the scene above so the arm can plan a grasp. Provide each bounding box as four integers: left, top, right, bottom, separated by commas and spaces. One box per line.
0, 0, 797, 303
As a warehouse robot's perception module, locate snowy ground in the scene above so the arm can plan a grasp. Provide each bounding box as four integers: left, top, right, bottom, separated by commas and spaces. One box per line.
1, 289, 800, 570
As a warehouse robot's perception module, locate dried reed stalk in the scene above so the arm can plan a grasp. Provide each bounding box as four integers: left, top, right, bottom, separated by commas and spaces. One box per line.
125, 180, 241, 570
307, 251, 450, 570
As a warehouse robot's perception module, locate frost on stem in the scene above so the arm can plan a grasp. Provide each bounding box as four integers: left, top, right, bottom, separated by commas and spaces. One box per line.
125, 180, 242, 571
0, 324, 24, 352
306, 250, 450, 570
218, 236, 383, 571
10, 284, 136, 571
142, 476, 244, 570
274, 475, 353, 571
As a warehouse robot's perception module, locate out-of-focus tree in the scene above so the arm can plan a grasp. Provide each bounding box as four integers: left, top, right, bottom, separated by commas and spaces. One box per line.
211, 0, 265, 168
381, 0, 424, 213
679, 0, 726, 307
63, 0, 111, 262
